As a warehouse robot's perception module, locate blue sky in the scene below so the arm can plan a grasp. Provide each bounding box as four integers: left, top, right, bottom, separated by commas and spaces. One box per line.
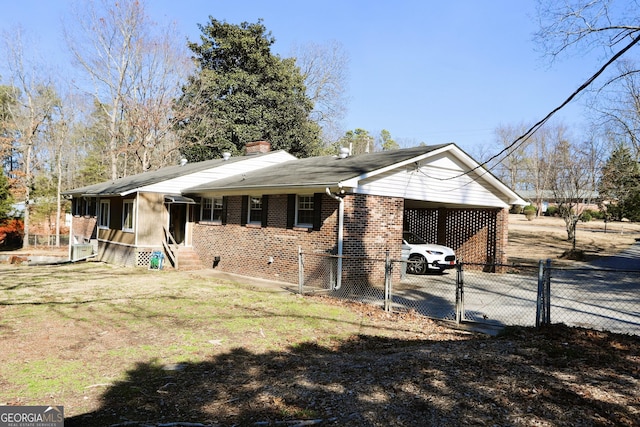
0, 0, 603, 155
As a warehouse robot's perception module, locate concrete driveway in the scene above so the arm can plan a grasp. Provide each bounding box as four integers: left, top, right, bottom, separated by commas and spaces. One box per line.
588, 240, 640, 270
395, 251, 640, 335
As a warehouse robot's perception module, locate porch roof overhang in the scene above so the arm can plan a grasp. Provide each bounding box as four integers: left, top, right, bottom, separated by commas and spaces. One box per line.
164, 194, 196, 204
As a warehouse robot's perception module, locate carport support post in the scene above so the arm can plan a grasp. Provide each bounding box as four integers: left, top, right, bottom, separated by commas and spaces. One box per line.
455, 262, 464, 324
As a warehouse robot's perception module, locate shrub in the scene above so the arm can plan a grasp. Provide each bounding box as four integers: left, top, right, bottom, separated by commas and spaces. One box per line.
523, 205, 536, 220
0, 219, 24, 249
589, 209, 604, 220
580, 209, 603, 221
545, 206, 559, 217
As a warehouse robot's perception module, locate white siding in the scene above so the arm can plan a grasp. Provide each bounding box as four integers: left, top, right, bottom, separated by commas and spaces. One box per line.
137, 152, 296, 194
356, 153, 511, 208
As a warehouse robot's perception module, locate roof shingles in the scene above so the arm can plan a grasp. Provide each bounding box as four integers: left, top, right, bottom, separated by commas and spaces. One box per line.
187, 145, 449, 192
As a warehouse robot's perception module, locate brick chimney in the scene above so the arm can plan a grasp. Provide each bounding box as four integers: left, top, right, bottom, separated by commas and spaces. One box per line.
245, 140, 271, 155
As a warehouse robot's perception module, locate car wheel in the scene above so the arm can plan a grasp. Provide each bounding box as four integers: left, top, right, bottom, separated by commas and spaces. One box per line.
407, 254, 428, 275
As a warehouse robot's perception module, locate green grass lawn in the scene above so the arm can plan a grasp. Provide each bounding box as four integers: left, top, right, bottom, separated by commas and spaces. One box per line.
1, 262, 638, 427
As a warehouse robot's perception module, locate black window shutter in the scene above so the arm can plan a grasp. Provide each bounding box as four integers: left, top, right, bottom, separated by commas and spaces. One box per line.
241, 196, 248, 226
286, 194, 296, 229
221, 196, 228, 225
313, 193, 323, 231
261, 195, 269, 227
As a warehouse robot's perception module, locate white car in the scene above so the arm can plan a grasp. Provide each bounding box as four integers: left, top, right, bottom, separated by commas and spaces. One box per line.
403, 232, 456, 274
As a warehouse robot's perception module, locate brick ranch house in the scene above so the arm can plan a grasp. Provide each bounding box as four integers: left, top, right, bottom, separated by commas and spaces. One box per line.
182, 143, 525, 284
64, 142, 525, 284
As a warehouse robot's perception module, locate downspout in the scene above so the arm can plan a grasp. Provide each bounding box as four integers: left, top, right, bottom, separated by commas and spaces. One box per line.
325, 187, 344, 290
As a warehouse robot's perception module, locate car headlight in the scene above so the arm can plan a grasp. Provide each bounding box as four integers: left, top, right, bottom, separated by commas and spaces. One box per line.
426, 250, 443, 255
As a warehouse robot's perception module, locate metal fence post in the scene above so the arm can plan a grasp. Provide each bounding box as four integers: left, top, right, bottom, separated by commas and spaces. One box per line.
545, 258, 552, 325
455, 262, 464, 324
384, 250, 392, 312
536, 259, 544, 327
298, 246, 304, 294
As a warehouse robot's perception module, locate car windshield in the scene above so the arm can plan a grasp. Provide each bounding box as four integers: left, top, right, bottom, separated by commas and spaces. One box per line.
403, 232, 428, 245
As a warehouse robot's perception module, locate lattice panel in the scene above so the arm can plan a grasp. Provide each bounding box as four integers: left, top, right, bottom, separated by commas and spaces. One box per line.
404, 209, 439, 243
404, 208, 500, 265
446, 209, 498, 264
137, 250, 153, 267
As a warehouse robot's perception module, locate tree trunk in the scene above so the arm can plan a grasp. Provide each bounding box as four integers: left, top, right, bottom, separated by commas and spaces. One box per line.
55, 150, 62, 247
22, 142, 32, 248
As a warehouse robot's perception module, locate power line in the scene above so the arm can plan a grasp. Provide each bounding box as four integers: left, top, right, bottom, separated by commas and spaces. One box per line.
458, 31, 640, 181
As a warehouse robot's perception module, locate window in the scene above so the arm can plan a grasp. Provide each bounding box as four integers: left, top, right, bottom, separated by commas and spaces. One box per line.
122, 199, 134, 232
98, 200, 110, 228
201, 197, 224, 222
287, 193, 322, 231
73, 198, 83, 216
87, 198, 96, 216
248, 196, 262, 223
296, 195, 314, 227
73, 197, 96, 216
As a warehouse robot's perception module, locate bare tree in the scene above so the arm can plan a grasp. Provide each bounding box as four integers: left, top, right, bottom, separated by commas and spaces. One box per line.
536, 0, 640, 155
591, 59, 640, 159
1, 28, 60, 248
535, 0, 640, 63
525, 124, 567, 217
121, 21, 193, 174
493, 123, 529, 191
40, 91, 76, 247
549, 137, 601, 247
64, 0, 189, 179
290, 40, 349, 145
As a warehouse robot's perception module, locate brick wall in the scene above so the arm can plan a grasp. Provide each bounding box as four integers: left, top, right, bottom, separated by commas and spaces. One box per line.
71, 216, 97, 242
193, 194, 340, 284
342, 194, 404, 284
192, 193, 507, 285
192, 193, 405, 285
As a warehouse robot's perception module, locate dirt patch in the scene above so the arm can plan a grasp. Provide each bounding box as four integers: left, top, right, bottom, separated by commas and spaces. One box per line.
0, 218, 639, 426
507, 214, 640, 265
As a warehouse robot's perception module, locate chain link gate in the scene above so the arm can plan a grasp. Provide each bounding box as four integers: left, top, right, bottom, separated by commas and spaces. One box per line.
298, 249, 640, 335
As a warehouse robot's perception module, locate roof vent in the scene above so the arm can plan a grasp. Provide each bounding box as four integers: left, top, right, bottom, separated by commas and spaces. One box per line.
222, 152, 231, 161
338, 146, 350, 159
180, 158, 188, 166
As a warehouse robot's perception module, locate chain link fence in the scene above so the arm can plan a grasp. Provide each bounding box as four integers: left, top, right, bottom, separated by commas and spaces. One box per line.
298, 250, 640, 335
456, 262, 540, 328
546, 265, 640, 335
25, 234, 70, 247
298, 251, 390, 308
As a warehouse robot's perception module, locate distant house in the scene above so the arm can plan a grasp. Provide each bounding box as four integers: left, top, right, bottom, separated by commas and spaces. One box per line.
518, 189, 600, 214
65, 142, 526, 283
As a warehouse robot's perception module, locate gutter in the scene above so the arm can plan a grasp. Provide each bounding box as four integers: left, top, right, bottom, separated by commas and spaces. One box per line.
325, 187, 344, 290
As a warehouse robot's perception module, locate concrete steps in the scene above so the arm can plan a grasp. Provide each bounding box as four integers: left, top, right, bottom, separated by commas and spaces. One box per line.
175, 246, 205, 270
